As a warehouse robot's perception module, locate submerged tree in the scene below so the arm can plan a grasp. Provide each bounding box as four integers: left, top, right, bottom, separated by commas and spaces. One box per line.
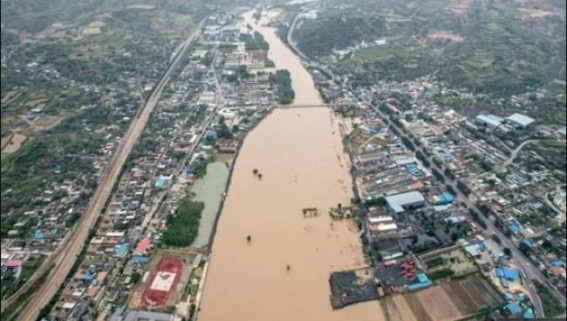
258, 173, 263, 180
246, 235, 252, 243
286, 265, 291, 272
253, 168, 258, 175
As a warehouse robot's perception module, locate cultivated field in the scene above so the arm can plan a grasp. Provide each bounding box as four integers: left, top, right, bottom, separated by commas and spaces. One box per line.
34, 116, 61, 129
383, 275, 503, 321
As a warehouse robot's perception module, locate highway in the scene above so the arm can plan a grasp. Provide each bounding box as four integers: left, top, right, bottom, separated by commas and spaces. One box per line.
14, 20, 205, 321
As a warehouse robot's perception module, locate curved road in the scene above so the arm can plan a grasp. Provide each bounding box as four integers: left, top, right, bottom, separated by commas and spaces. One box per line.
497, 139, 539, 171
498, 138, 566, 171
15, 20, 205, 321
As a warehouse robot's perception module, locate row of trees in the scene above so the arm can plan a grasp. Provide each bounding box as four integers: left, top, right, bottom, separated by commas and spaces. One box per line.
415, 150, 430, 167
468, 209, 487, 229
401, 136, 415, 151
240, 32, 269, 51
270, 69, 295, 105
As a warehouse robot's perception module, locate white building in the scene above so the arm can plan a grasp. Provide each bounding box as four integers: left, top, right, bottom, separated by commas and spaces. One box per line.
475, 114, 504, 130
385, 191, 426, 213
505, 113, 534, 129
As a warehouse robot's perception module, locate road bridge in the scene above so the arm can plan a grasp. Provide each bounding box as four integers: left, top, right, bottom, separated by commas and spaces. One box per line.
275, 104, 330, 109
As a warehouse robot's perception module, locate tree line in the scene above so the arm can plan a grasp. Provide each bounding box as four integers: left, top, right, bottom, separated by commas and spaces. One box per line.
270, 69, 295, 105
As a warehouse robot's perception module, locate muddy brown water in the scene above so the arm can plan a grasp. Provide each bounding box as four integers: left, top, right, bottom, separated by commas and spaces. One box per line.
197, 11, 384, 321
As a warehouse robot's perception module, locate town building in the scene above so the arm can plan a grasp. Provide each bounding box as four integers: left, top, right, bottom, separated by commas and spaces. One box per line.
385, 191, 425, 214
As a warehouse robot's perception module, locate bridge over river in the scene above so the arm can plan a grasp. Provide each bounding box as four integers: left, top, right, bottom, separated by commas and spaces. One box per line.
275, 104, 331, 109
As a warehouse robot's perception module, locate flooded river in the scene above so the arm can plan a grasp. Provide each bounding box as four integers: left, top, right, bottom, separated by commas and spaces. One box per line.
198, 10, 384, 321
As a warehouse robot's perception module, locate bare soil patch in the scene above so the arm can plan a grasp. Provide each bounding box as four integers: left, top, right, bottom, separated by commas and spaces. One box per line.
383, 297, 404, 321
1, 91, 22, 106
405, 292, 433, 321
427, 31, 464, 43
518, 8, 559, 19
392, 295, 418, 321
1, 133, 28, 153
416, 286, 462, 321
35, 115, 61, 129
447, 0, 472, 14
25, 97, 48, 108
127, 4, 156, 10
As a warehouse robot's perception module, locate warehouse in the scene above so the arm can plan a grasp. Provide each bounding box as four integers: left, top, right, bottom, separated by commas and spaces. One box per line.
505, 113, 534, 130
385, 191, 426, 213
475, 114, 504, 130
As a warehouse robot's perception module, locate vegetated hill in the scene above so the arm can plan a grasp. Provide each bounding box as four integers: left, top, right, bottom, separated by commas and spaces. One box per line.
294, 15, 385, 58
294, 0, 566, 98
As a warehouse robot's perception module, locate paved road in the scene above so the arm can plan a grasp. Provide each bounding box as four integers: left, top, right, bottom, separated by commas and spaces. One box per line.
544, 192, 566, 216
372, 105, 566, 317
497, 139, 539, 171
498, 138, 565, 172
277, 15, 566, 318
15, 20, 205, 321
287, 13, 308, 61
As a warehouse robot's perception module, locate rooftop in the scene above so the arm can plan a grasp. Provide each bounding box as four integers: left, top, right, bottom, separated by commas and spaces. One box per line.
385, 191, 425, 213
476, 114, 504, 128
507, 113, 534, 127
123, 310, 173, 321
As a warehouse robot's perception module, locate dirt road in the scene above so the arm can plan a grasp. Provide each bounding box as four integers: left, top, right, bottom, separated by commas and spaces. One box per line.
15, 21, 204, 321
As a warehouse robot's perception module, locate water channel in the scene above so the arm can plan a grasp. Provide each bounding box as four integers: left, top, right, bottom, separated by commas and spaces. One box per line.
197, 10, 385, 321
191, 162, 230, 247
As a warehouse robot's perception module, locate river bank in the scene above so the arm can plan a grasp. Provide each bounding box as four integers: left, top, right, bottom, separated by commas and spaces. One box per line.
197, 9, 384, 321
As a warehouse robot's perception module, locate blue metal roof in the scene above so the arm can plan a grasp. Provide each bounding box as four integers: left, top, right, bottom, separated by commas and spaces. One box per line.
523, 308, 535, 319
115, 244, 128, 257
530, 202, 543, 209
441, 192, 454, 202
495, 268, 520, 281
416, 273, 430, 284
82, 271, 96, 281
550, 259, 566, 267
521, 239, 535, 248
133, 256, 150, 264
506, 302, 522, 315
155, 177, 167, 188
34, 230, 43, 240
507, 222, 522, 235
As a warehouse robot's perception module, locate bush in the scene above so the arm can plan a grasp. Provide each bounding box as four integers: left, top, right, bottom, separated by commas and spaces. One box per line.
457, 180, 471, 196
428, 268, 455, 281
162, 199, 204, 247
425, 256, 445, 268
534, 281, 566, 317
